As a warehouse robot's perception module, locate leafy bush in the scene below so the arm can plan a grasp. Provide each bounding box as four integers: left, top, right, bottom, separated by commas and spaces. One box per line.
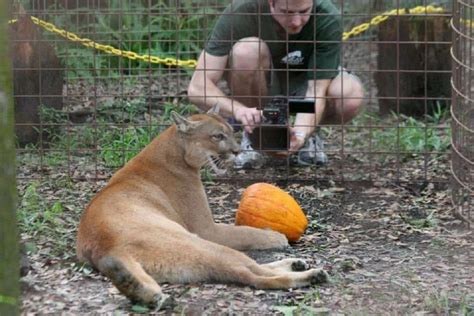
18, 181, 64, 236
347, 104, 451, 160
45, 0, 219, 78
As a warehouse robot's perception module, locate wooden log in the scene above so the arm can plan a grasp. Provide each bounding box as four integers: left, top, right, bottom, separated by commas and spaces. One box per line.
375, 16, 451, 117
10, 15, 64, 146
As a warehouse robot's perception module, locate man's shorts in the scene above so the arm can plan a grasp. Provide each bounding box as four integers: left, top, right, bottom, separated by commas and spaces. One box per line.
268, 66, 349, 99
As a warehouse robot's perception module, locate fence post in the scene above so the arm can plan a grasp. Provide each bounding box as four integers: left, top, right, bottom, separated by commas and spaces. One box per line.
0, 0, 20, 314
450, 0, 473, 227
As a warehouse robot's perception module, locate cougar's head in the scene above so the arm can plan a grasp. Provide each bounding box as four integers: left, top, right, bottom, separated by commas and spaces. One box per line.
170, 106, 239, 175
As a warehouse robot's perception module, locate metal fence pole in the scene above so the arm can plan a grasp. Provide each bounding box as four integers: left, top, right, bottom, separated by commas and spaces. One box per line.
450, 0, 473, 227
0, 0, 20, 314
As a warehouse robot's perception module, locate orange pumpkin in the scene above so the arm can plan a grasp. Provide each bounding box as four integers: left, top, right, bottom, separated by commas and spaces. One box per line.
235, 183, 308, 242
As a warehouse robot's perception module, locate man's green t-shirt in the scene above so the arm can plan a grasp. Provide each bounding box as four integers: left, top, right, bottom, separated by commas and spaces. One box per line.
205, 0, 342, 81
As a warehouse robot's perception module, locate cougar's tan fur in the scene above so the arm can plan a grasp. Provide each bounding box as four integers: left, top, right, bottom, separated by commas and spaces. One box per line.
76, 108, 327, 307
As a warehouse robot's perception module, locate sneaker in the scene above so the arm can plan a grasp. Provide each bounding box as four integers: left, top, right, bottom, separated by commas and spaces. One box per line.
297, 134, 328, 166
234, 132, 265, 169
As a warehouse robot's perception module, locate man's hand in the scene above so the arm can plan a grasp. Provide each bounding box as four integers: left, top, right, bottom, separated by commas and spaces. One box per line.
289, 129, 306, 153
274, 128, 306, 157
234, 107, 262, 133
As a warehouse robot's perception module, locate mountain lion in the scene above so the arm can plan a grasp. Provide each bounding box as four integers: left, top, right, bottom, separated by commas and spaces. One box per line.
76, 107, 327, 308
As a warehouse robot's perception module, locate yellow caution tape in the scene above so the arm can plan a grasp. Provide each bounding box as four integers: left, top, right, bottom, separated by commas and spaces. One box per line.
342, 5, 445, 40
8, 16, 197, 68
9, 5, 469, 68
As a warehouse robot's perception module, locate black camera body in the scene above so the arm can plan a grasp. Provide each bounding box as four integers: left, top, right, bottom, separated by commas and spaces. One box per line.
248, 97, 315, 150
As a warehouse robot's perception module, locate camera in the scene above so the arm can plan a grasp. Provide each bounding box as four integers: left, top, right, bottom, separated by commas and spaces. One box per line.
248, 97, 315, 150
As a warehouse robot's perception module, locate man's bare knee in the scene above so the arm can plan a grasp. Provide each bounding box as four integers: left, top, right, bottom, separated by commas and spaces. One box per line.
230, 37, 271, 70
328, 73, 364, 98
324, 74, 364, 124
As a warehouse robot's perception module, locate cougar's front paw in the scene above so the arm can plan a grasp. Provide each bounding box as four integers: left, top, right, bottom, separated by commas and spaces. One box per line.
310, 269, 329, 285
264, 230, 289, 249
291, 259, 310, 272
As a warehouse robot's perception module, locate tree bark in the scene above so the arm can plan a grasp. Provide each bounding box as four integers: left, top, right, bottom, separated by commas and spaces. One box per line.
376, 16, 451, 117
0, 1, 20, 314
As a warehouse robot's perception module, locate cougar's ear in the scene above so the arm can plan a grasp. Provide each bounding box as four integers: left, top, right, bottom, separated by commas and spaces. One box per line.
171, 111, 199, 133
207, 103, 220, 116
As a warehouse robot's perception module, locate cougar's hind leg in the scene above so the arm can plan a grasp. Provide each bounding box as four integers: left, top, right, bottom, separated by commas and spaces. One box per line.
261, 258, 310, 272
230, 256, 327, 288
97, 254, 169, 308
153, 238, 328, 289
238, 265, 329, 289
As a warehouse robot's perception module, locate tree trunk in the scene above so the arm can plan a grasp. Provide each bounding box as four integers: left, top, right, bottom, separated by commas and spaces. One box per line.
10, 14, 64, 146
0, 1, 20, 315
375, 16, 451, 117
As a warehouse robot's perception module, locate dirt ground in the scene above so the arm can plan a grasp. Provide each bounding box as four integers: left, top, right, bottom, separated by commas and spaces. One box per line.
18, 158, 474, 314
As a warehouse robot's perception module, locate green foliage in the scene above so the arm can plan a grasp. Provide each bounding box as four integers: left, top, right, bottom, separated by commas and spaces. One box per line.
99, 126, 156, 168
273, 290, 330, 316
131, 304, 151, 314
46, 0, 219, 78
97, 102, 198, 168
423, 290, 473, 315
400, 210, 438, 229
340, 0, 450, 13
17, 181, 64, 236
34, 92, 201, 168
372, 115, 450, 154
348, 105, 451, 161
161, 102, 199, 122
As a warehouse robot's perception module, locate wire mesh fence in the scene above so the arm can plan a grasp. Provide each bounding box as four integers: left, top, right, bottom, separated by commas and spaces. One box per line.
451, 0, 473, 226
10, 0, 466, 207
9, 0, 474, 313
9, 2, 474, 313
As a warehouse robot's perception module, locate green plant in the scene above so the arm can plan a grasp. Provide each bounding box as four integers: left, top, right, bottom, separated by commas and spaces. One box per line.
47, 0, 219, 78
423, 290, 473, 315
161, 102, 199, 123
273, 290, 330, 316
348, 109, 451, 161
425, 100, 450, 124
17, 182, 64, 236
99, 125, 158, 167
373, 114, 450, 154
200, 168, 215, 183
400, 210, 438, 229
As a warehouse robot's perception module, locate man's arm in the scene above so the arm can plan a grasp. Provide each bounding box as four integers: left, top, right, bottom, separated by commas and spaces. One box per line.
187, 51, 261, 133
289, 79, 331, 152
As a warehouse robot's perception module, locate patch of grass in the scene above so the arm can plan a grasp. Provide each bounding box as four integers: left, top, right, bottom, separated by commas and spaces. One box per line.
201, 168, 215, 183
400, 210, 439, 229
17, 182, 64, 237
161, 102, 200, 122
346, 105, 451, 162
372, 117, 450, 154
33, 99, 200, 169
99, 125, 157, 168
17, 178, 79, 259
97, 102, 198, 168
423, 290, 473, 315
44, 0, 219, 79
273, 289, 330, 316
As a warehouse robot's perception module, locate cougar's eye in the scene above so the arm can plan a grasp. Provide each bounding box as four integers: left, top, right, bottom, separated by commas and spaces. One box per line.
212, 133, 226, 141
